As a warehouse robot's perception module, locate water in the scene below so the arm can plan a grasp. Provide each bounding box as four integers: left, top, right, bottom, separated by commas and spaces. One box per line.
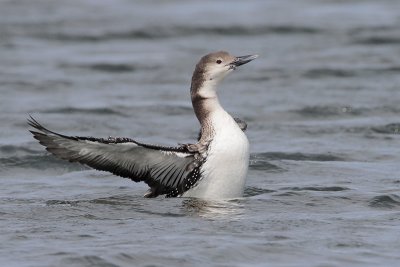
1, 0, 400, 266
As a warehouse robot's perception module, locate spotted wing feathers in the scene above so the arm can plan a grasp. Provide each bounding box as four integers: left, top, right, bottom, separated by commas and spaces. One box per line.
28, 116, 205, 197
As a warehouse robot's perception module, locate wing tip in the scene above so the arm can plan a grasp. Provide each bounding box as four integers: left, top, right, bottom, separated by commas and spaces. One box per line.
27, 115, 77, 141
27, 115, 48, 133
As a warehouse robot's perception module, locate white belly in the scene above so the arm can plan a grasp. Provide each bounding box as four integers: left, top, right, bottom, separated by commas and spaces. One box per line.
183, 113, 249, 199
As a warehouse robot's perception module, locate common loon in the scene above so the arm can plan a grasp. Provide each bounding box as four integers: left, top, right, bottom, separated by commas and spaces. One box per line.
28, 51, 258, 199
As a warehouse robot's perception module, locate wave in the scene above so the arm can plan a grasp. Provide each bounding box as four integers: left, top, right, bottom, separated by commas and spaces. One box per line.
369, 194, 400, 209
354, 36, 400, 45
244, 186, 275, 197
303, 67, 400, 79
1, 154, 85, 171
303, 68, 356, 78
38, 25, 321, 42
72, 63, 136, 73
348, 25, 400, 46
293, 105, 362, 117
249, 153, 285, 171
252, 152, 346, 162
59, 62, 161, 73
280, 186, 349, 192
371, 123, 400, 135
344, 123, 400, 136
39, 107, 127, 116
37, 102, 193, 116
293, 104, 400, 119
46, 194, 141, 207
0, 144, 38, 155
59, 255, 119, 267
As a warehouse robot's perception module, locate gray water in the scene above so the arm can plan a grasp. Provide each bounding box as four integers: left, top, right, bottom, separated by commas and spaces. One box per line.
1, 0, 400, 266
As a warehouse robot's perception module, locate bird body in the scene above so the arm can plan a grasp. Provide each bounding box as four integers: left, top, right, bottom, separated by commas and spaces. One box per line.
183, 108, 249, 198
29, 51, 258, 199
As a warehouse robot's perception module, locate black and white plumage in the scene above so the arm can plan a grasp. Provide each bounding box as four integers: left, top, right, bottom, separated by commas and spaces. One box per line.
28, 51, 258, 199
28, 116, 204, 198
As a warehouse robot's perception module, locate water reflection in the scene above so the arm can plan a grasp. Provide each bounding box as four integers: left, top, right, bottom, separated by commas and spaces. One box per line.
181, 198, 245, 220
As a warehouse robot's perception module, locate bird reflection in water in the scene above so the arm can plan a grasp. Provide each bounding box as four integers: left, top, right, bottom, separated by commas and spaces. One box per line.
181, 198, 245, 220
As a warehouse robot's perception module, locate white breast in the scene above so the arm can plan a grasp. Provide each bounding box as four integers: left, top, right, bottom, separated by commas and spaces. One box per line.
183, 110, 249, 199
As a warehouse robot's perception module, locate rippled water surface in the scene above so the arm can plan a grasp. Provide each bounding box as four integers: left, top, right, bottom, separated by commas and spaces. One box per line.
1, 0, 400, 266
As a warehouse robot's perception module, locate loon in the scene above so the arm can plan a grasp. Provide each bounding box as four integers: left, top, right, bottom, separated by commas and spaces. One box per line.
28, 51, 258, 199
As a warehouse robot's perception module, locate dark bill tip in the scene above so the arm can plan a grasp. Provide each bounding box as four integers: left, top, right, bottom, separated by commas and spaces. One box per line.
231, 54, 259, 67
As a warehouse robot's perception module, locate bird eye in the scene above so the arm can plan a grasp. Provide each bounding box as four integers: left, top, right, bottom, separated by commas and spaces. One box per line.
216, 59, 222, 64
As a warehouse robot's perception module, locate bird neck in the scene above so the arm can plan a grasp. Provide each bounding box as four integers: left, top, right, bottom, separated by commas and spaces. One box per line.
191, 79, 224, 126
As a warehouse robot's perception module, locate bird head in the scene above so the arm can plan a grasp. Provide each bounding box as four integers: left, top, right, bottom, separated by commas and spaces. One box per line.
191, 51, 258, 99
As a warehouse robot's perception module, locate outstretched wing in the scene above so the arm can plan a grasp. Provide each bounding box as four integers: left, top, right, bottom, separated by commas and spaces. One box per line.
28, 116, 204, 197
